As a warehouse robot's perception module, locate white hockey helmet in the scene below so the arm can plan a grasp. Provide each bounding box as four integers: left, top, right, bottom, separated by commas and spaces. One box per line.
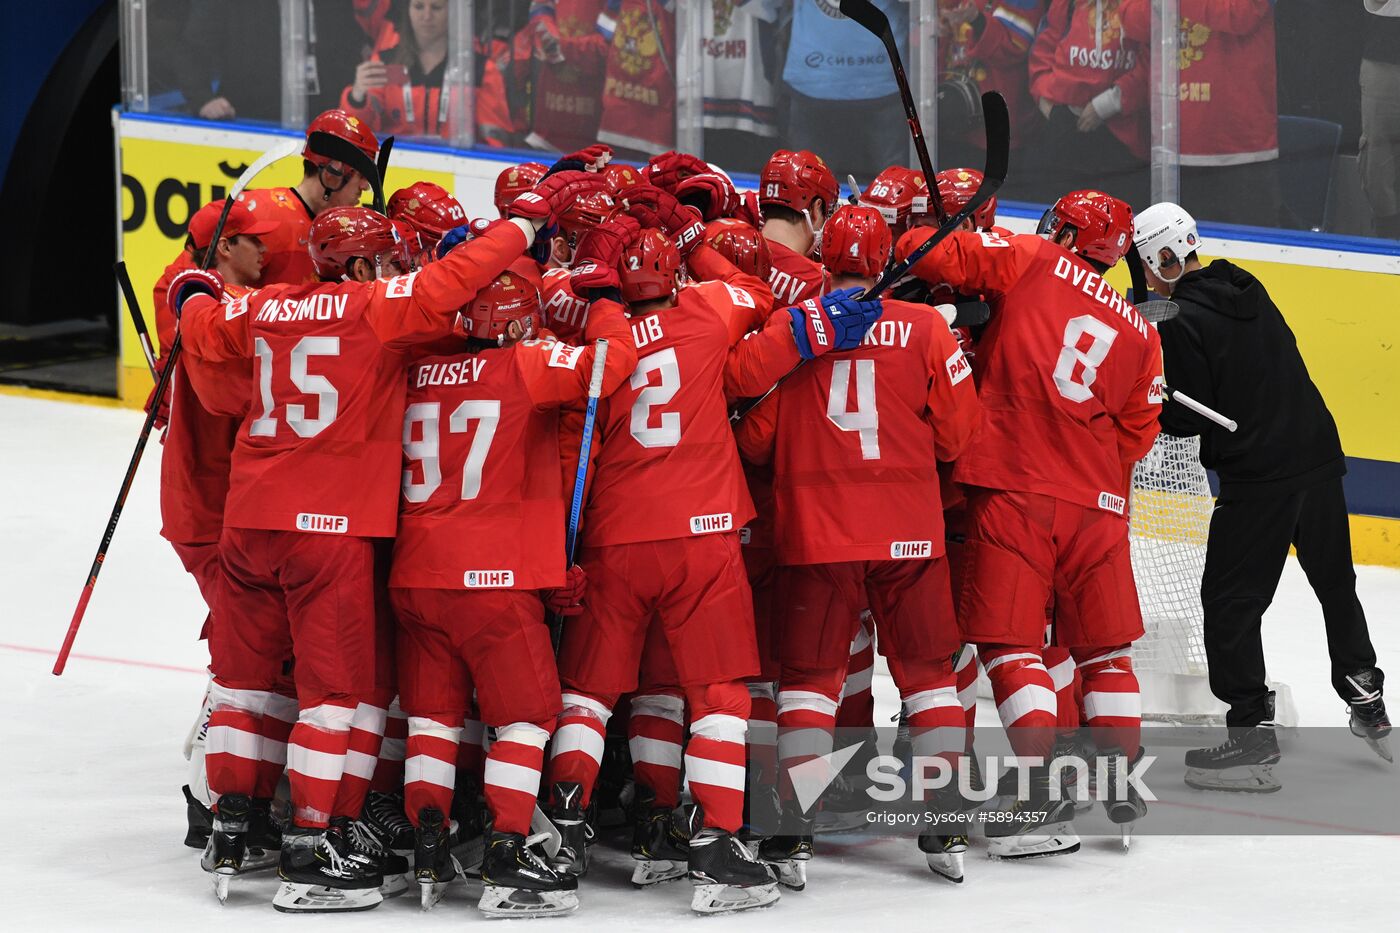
1133, 202, 1200, 283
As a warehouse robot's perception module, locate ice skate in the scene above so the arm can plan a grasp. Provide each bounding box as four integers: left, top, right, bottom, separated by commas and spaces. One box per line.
544, 781, 590, 877
413, 807, 457, 911
343, 814, 410, 897
1099, 748, 1149, 851
273, 823, 384, 913
1346, 669, 1392, 763
630, 805, 692, 886
985, 765, 1080, 860
237, 797, 281, 871
1184, 724, 1281, 793
688, 828, 780, 914
200, 793, 251, 903
184, 784, 212, 850
363, 790, 415, 855
477, 831, 580, 918
756, 825, 812, 891
918, 832, 968, 883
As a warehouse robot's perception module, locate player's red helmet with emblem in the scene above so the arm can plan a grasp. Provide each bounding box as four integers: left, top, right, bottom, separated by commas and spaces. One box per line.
1043, 190, 1134, 266
390, 219, 423, 269
703, 218, 771, 281
302, 109, 379, 167
602, 163, 646, 197
936, 168, 997, 230
860, 166, 932, 234
619, 228, 682, 304
759, 149, 839, 217
462, 271, 542, 343
308, 207, 410, 280
556, 189, 618, 243
819, 205, 892, 279
494, 162, 548, 216
388, 182, 467, 252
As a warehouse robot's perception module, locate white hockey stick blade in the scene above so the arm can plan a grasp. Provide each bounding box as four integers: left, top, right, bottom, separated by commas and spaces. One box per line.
1136, 299, 1180, 323
530, 804, 563, 858
230, 138, 303, 199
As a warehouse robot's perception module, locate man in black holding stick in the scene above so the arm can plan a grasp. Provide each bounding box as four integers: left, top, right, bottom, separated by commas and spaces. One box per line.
1132, 202, 1391, 791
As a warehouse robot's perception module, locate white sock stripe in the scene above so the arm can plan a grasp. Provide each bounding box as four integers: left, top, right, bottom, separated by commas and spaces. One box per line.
746, 681, 776, 701
1084, 690, 1142, 721
259, 741, 288, 766
684, 753, 747, 792
629, 735, 684, 767
996, 683, 1057, 727
850, 626, 872, 654
551, 721, 605, 763
209, 683, 275, 715
983, 652, 1041, 672
299, 704, 355, 732
1078, 647, 1132, 667
349, 702, 389, 735
287, 745, 348, 782
957, 681, 979, 711
902, 687, 961, 717
387, 696, 404, 715
496, 721, 551, 749
206, 724, 261, 760
690, 713, 747, 743
1046, 657, 1077, 691
777, 727, 835, 762
484, 758, 544, 797
630, 694, 685, 723
560, 692, 613, 722
342, 748, 378, 780
265, 694, 299, 723
404, 754, 456, 790
777, 690, 839, 718
408, 717, 463, 744
842, 664, 875, 695
953, 644, 977, 672
379, 737, 406, 761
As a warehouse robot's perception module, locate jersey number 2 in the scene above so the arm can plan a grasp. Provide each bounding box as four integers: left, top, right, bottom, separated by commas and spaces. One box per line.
630, 348, 682, 448
1053, 315, 1117, 403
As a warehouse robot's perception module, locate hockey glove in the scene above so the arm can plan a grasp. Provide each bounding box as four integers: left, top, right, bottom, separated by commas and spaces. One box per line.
643, 150, 709, 193
543, 144, 614, 178
168, 268, 224, 318
545, 564, 587, 617
675, 172, 739, 222
509, 170, 607, 226
571, 214, 641, 296
621, 184, 706, 257
787, 287, 883, 360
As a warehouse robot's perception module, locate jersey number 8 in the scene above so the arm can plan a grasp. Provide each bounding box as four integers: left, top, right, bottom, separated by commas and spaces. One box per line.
1053, 314, 1118, 403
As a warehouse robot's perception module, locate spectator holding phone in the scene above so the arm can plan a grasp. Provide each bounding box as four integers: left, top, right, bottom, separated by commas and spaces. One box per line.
341, 0, 460, 139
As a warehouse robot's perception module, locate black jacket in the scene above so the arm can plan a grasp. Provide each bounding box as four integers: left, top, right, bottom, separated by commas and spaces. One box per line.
1159, 259, 1344, 499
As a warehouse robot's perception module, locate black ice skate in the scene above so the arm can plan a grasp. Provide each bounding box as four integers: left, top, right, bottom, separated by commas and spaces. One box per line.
756, 816, 813, 892
1098, 748, 1149, 850
344, 813, 410, 897
201, 793, 250, 903
273, 823, 384, 913
984, 765, 1080, 860
363, 790, 415, 854
630, 803, 694, 886
688, 828, 780, 914
918, 832, 968, 883
545, 781, 590, 877
413, 807, 458, 911
478, 831, 580, 918
184, 784, 212, 850
1346, 669, 1392, 763
1184, 708, 1282, 794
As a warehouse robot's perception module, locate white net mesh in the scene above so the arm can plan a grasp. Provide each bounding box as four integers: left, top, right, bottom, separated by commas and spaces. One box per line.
1129, 433, 1212, 681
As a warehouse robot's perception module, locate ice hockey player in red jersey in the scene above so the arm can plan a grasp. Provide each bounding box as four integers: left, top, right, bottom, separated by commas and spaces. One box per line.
541, 222, 792, 914
493, 161, 548, 218
860, 164, 935, 237
239, 109, 381, 287
388, 181, 468, 262
897, 189, 1161, 857
391, 228, 638, 915
758, 149, 836, 306
730, 205, 981, 887
171, 172, 593, 911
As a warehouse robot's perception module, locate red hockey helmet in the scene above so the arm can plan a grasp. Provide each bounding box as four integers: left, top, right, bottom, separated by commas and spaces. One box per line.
556, 188, 618, 244
493, 161, 548, 216
936, 168, 996, 230
302, 109, 379, 167
308, 207, 410, 280
462, 271, 542, 343
819, 205, 893, 279
703, 218, 771, 281
602, 163, 645, 197
759, 149, 839, 217
1043, 190, 1134, 266
388, 181, 467, 249
391, 219, 423, 269
619, 228, 682, 304
860, 166, 931, 234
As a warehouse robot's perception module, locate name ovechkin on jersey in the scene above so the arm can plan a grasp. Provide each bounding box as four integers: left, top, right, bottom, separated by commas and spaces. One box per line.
1050, 256, 1148, 338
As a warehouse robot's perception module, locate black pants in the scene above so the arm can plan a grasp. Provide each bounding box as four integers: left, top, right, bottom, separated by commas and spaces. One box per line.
1202, 477, 1379, 726
785, 88, 909, 182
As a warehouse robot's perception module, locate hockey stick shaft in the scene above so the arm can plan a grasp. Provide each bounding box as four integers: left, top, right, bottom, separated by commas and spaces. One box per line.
115, 261, 158, 379
54, 139, 301, 676
839, 0, 941, 220
1165, 386, 1237, 433
552, 338, 609, 652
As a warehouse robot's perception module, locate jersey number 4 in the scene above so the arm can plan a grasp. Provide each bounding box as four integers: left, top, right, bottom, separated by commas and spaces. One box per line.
1053, 314, 1118, 403
401, 400, 501, 503
827, 359, 880, 460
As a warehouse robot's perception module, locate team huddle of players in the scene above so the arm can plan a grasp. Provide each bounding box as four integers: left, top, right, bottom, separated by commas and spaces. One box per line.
154, 107, 1162, 916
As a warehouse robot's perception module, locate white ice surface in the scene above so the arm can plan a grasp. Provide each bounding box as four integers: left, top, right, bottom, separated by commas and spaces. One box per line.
3, 394, 1398, 930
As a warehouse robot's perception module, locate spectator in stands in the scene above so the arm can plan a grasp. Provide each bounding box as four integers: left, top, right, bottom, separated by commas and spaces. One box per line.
596, 0, 678, 157
1121, 0, 1281, 228
777, 0, 910, 179
1027, 0, 1149, 208
701, 0, 783, 174
524, 1, 611, 154
343, 0, 454, 138
1361, 0, 1400, 238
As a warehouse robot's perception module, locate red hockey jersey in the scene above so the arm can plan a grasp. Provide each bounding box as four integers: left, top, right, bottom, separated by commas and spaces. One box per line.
583, 258, 771, 546
392, 299, 636, 590
596, 0, 676, 155
899, 227, 1162, 515
764, 239, 825, 308
179, 221, 531, 538
528, 0, 610, 152
541, 266, 591, 343
733, 299, 981, 565
237, 187, 318, 287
